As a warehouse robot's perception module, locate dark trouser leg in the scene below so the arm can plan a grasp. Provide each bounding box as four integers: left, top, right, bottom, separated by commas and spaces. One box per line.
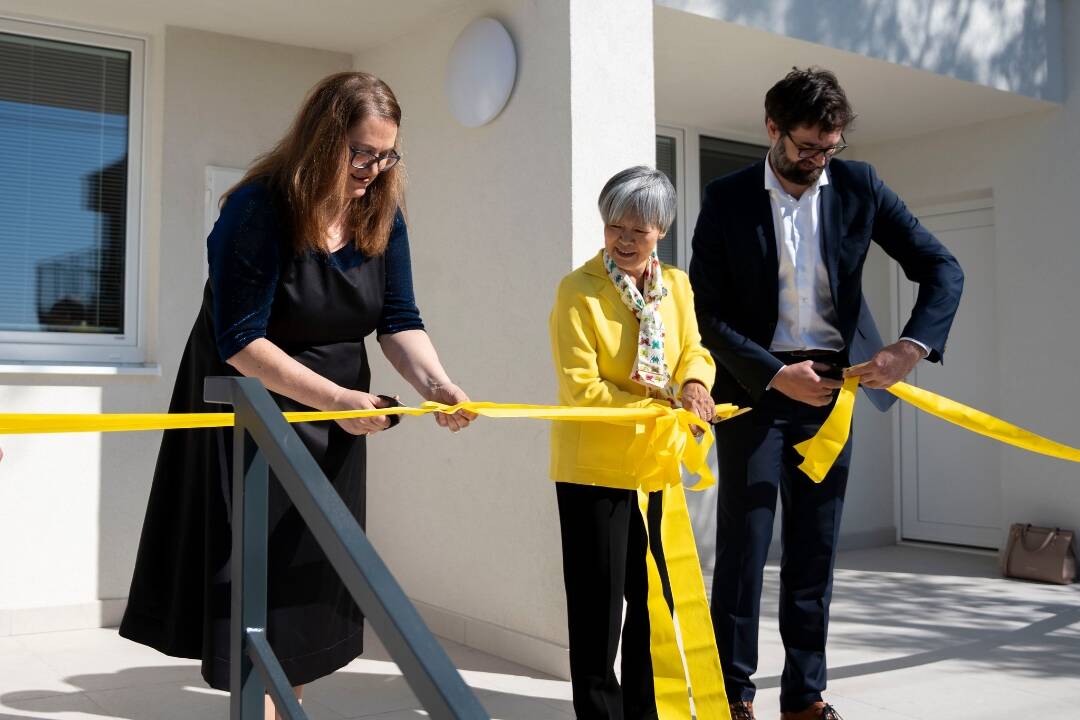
777, 416, 852, 713
710, 417, 786, 705
621, 492, 667, 720
558, 483, 657, 720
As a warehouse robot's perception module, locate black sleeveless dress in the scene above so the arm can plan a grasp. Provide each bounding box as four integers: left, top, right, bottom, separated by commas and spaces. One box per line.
120, 183, 423, 689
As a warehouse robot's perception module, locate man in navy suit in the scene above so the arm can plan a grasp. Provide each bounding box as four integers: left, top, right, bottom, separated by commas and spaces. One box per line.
689, 68, 963, 720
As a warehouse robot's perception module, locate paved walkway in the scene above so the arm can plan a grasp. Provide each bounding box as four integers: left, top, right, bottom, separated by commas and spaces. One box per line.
1, 544, 1077, 719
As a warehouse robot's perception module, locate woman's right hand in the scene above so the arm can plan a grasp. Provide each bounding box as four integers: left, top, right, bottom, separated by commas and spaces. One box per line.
327, 388, 394, 436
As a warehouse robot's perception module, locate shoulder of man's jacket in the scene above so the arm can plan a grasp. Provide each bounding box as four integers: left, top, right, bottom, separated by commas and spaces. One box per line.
826, 157, 875, 188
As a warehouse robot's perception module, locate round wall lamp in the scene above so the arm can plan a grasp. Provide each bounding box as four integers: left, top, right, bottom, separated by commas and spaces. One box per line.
445, 18, 517, 128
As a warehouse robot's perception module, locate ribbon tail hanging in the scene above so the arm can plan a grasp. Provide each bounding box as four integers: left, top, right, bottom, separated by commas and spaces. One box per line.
638, 488, 694, 719
659, 483, 731, 719
793, 376, 859, 483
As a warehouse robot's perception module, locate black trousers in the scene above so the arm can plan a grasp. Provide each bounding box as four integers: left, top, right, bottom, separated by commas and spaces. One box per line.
556, 483, 670, 720
709, 391, 852, 713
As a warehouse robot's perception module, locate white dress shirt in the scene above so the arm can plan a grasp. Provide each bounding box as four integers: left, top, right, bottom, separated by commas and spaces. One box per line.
761, 157, 929, 388
763, 156, 844, 352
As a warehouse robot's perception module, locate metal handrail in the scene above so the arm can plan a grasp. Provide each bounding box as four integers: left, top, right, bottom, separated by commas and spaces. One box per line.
205, 376, 489, 720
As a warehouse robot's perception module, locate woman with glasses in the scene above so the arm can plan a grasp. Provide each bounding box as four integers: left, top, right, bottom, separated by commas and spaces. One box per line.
549, 166, 717, 719
120, 72, 473, 718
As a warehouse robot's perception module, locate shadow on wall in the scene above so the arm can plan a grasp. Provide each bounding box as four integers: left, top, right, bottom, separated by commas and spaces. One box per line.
659, 0, 1060, 101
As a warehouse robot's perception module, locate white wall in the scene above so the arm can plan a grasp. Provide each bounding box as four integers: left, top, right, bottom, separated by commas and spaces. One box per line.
854, 1, 1080, 537
569, 0, 656, 266
0, 4, 167, 632
0, 10, 349, 633
356, 0, 655, 675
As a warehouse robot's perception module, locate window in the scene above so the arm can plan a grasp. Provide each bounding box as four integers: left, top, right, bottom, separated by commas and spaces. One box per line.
655, 134, 679, 266
699, 135, 766, 197
656, 128, 765, 270
0, 18, 144, 363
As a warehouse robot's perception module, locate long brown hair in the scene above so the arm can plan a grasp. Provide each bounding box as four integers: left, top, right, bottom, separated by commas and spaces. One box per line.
225, 72, 405, 256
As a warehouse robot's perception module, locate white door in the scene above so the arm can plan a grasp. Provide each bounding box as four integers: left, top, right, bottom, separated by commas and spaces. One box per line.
898, 199, 1002, 549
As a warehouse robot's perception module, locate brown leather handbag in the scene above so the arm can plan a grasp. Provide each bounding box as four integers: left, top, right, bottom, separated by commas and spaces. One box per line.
1000, 524, 1077, 585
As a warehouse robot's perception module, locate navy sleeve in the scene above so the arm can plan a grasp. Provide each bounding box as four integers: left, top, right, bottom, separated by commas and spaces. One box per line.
377, 210, 425, 337
206, 184, 284, 361
867, 163, 964, 362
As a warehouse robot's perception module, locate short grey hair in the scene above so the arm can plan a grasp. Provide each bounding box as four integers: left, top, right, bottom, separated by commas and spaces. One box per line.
597, 166, 677, 235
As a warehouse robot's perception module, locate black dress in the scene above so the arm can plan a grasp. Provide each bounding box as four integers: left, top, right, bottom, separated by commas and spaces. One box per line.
119, 182, 424, 690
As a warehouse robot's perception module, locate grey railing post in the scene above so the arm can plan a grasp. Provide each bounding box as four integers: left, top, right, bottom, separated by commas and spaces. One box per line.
205, 376, 488, 720
208, 379, 271, 720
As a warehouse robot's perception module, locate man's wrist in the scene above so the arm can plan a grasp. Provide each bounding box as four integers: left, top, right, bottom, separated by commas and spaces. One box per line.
899, 337, 930, 359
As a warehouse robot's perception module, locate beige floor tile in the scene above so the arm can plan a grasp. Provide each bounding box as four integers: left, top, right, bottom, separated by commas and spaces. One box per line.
15, 630, 201, 694
942, 697, 1077, 720
306, 671, 419, 718
831, 668, 1054, 719
748, 692, 920, 720
475, 689, 573, 719
346, 711, 428, 720
4, 545, 1076, 720
0, 653, 86, 703
0, 691, 111, 719
0, 637, 29, 658
295, 697, 348, 720
86, 682, 227, 720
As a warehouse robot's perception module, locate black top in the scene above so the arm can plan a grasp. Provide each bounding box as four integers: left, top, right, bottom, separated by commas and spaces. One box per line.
208, 183, 424, 361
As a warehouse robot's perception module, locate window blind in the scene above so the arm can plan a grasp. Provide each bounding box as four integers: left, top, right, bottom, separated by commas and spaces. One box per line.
0, 31, 130, 335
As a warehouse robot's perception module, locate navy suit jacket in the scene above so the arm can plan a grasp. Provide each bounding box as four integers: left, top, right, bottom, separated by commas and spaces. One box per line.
688, 158, 964, 412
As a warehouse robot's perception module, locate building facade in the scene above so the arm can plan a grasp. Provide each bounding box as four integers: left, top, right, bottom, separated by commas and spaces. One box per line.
0, 0, 1075, 677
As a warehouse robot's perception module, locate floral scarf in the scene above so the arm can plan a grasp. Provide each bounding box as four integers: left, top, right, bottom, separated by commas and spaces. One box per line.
603, 250, 670, 394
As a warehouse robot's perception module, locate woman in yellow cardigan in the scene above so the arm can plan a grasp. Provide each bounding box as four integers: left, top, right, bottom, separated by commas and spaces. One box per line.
550, 166, 716, 719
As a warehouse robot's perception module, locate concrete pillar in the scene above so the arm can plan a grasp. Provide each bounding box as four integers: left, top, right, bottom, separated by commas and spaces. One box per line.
355, 0, 656, 676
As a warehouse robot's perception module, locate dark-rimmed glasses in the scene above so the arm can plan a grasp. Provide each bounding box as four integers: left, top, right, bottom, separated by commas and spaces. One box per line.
349, 147, 401, 171
784, 132, 847, 160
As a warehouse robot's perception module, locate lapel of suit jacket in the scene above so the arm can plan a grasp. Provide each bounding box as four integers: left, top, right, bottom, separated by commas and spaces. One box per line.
753, 161, 780, 322
819, 165, 842, 314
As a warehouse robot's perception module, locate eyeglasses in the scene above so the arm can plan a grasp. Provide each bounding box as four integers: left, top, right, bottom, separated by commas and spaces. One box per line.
349, 147, 401, 171
784, 132, 847, 160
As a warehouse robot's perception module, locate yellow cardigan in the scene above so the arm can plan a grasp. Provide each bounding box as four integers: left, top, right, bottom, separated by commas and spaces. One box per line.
549, 251, 716, 489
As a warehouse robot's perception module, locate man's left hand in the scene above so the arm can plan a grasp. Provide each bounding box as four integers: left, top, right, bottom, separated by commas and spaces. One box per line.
844, 340, 926, 389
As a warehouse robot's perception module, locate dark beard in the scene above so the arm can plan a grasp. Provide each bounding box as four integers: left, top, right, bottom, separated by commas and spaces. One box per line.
770, 136, 823, 187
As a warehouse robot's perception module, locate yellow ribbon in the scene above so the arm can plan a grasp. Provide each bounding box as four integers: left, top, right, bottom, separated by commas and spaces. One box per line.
640, 484, 731, 719
0, 401, 743, 435
795, 378, 1080, 483
0, 400, 744, 718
